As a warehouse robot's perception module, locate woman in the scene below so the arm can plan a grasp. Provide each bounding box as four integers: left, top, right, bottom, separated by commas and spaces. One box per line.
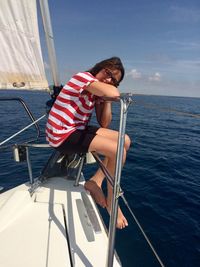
46, 57, 131, 229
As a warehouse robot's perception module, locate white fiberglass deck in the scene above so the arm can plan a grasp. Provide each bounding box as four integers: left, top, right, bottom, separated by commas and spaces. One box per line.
0, 177, 121, 267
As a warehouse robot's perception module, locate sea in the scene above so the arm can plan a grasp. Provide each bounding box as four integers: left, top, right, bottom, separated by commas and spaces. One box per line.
0, 90, 199, 267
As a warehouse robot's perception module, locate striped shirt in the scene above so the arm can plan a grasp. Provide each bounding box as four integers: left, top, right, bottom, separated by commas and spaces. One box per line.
46, 72, 98, 147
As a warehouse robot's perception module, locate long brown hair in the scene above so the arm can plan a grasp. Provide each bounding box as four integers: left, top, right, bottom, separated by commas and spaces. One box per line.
88, 57, 125, 84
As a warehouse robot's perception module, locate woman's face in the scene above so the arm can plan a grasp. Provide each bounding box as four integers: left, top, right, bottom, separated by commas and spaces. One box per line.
95, 68, 122, 87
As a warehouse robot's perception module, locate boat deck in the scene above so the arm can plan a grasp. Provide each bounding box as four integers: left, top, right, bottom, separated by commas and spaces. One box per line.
0, 177, 121, 267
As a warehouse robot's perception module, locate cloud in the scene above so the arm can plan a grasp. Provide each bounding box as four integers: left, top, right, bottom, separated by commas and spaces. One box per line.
127, 68, 162, 82
149, 72, 161, 82
127, 69, 142, 79
170, 6, 200, 23
175, 59, 200, 70
168, 40, 200, 51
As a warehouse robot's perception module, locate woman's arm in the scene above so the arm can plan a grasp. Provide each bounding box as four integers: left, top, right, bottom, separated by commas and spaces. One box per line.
85, 81, 120, 98
85, 80, 119, 127
95, 98, 112, 128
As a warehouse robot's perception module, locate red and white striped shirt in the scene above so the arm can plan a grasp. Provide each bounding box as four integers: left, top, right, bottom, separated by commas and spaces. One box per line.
46, 72, 98, 147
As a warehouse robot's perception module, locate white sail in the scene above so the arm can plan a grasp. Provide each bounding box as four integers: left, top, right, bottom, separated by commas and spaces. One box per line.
0, 0, 48, 90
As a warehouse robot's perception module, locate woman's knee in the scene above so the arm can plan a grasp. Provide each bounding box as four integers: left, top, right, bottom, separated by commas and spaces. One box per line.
124, 134, 131, 151
122, 149, 127, 163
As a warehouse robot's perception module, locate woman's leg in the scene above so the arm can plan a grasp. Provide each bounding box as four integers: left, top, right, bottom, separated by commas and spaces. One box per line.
84, 157, 108, 208
84, 128, 130, 208
85, 128, 131, 229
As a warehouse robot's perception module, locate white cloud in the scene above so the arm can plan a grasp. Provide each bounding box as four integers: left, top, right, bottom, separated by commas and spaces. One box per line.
168, 40, 200, 51
127, 69, 142, 79
149, 72, 161, 82
170, 6, 200, 23
126, 69, 162, 82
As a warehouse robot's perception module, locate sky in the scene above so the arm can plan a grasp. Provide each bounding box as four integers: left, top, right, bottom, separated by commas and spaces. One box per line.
39, 0, 200, 97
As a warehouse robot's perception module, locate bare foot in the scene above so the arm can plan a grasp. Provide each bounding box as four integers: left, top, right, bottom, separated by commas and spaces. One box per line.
106, 199, 128, 229
84, 180, 106, 208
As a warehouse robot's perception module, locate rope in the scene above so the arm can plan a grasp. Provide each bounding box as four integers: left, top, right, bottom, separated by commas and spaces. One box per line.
121, 194, 165, 267
92, 153, 165, 266
0, 114, 47, 146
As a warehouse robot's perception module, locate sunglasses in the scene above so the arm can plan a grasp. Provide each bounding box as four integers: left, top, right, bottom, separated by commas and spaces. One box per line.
104, 69, 120, 87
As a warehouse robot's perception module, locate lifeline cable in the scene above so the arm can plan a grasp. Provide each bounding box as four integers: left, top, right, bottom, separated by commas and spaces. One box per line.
0, 114, 46, 146
121, 194, 165, 267
92, 152, 165, 266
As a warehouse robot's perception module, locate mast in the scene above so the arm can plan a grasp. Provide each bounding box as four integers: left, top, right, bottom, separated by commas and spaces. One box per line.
39, 0, 60, 87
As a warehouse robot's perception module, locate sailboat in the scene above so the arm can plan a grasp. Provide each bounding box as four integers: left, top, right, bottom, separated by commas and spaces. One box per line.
0, 1, 132, 266
0, 1, 168, 266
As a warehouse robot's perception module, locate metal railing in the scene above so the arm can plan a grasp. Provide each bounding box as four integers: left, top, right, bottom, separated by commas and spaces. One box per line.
0, 97, 42, 145
0, 97, 48, 188
90, 94, 133, 267
90, 94, 165, 267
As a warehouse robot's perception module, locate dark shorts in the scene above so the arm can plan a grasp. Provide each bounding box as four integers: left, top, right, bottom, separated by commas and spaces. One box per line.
56, 125, 99, 154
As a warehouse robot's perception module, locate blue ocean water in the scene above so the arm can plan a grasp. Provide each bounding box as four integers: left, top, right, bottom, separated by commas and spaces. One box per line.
0, 90, 200, 267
